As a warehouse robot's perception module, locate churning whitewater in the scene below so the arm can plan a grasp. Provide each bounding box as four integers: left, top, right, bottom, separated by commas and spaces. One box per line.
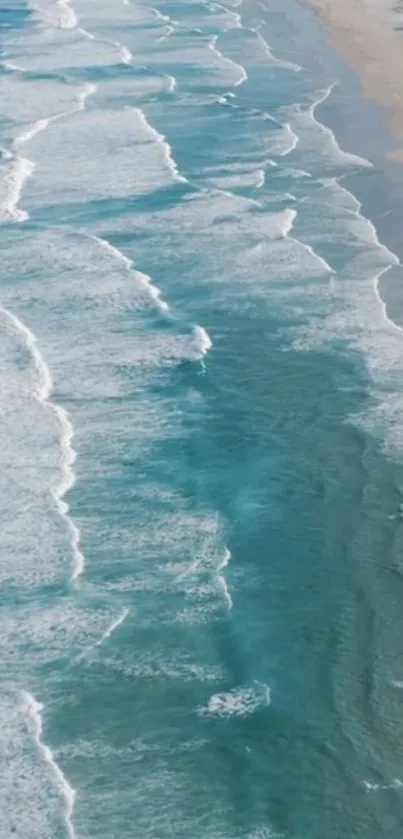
2, 0, 403, 837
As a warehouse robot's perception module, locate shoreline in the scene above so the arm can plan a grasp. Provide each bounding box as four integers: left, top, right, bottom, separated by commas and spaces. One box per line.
296, 0, 403, 161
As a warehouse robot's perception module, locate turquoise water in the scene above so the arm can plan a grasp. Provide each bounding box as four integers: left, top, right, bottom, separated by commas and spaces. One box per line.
2, 0, 403, 837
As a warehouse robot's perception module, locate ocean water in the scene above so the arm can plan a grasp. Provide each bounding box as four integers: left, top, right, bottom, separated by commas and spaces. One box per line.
2, 0, 403, 837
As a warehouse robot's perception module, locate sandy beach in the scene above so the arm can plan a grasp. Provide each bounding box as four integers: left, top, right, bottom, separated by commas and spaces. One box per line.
299, 0, 403, 160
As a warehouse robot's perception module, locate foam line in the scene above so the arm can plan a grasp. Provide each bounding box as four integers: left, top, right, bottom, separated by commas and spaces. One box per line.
12, 83, 95, 151
149, 6, 171, 22
216, 547, 233, 610
120, 46, 133, 65
84, 233, 170, 313
308, 84, 373, 168
167, 74, 177, 92
374, 267, 403, 337
253, 26, 302, 72
0, 82, 96, 224
209, 35, 248, 86
56, 0, 77, 28
322, 179, 402, 335
76, 82, 97, 108
134, 107, 187, 183
0, 59, 25, 72
76, 608, 130, 661
214, 185, 261, 207
29, 0, 78, 28
14, 118, 54, 147
2, 307, 85, 581
22, 692, 77, 839
363, 779, 403, 793
207, 2, 242, 29
281, 207, 335, 274
0, 156, 34, 222
192, 324, 212, 357
279, 122, 299, 156
96, 608, 129, 646
280, 207, 297, 237
79, 27, 132, 65
157, 25, 175, 43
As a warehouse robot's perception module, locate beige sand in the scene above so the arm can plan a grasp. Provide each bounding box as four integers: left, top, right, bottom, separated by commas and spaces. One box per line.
299, 0, 403, 160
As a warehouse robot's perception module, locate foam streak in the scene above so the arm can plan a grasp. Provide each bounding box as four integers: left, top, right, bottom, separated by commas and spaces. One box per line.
253, 26, 302, 72
0, 156, 34, 222
134, 106, 187, 183
2, 307, 84, 582
308, 84, 373, 168
79, 27, 132, 65
22, 692, 77, 839
84, 233, 170, 313
29, 0, 78, 28
216, 547, 233, 609
97, 608, 129, 646
209, 35, 247, 86
0, 83, 96, 224
12, 83, 95, 153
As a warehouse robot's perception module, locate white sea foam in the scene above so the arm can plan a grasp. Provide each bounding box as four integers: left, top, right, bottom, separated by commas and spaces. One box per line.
208, 167, 267, 191
0, 74, 95, 156
0, 59, 25, 72
29, 0, 78, 29
204, 1, 242, 30
167, 512, 234, 615
278, 122, 299, 156
14, 118, 53, 147
216, 546, 233, 609
286, 168, 403, 461
149, 5, 171, 23
197, 682, 271, 717
22, 691, 77, 839
363, 778, 403, 793
0, 80, 95, 223
22, 106, 185, 206
288, 85, 372, 171
120, 45, 132, 64
135, 107, 187, 183
76, 607, 130, 660
284, 206, 335, 275
85, 233, 170, 313
157, 25, 175, 44
221, 6, 242, 29
166, 74, 177, 92
280, 207, 297, 237
253, 26, 302, 72
76, 81, 96, 108
0, 156, 34, 222
192, 324, 212, 358
2, 307, 84, 581
209, 34, 247, 86
78, 25, 132, 64
96, 607, 129, 645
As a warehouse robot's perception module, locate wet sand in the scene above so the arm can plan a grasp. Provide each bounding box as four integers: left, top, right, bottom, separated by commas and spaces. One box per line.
299, 0, 403, 161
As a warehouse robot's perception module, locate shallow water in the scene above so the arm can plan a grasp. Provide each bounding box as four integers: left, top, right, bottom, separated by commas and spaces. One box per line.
2, 0, 403, 837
